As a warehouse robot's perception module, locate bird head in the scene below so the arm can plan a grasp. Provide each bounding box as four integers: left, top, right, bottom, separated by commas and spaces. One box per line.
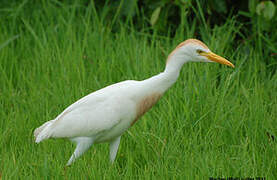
167, 39, 234, 68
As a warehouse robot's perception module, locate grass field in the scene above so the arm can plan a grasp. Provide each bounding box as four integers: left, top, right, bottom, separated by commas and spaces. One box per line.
0, 1, 277, 179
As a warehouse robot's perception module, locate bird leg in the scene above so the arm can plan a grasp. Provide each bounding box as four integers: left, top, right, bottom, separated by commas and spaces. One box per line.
109, 136, 121, 163
66, 137, 94, 166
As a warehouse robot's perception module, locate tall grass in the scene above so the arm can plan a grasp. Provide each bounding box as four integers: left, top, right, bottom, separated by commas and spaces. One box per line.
0, 1, 276, 179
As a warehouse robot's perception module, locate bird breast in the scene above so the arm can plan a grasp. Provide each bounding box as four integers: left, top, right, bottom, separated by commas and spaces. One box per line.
132, 93, 162, 126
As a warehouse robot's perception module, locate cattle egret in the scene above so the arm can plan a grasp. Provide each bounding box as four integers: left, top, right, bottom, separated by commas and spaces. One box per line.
34, 39, 234, 165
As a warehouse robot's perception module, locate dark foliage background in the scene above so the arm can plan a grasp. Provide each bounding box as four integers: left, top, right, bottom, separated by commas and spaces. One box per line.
1, 0, 276, 72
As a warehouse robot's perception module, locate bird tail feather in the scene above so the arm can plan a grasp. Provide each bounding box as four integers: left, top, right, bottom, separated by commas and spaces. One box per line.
34, 120, 55, 143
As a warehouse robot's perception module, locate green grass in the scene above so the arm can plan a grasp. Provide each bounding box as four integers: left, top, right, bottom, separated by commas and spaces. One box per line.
0, 1, 277, 179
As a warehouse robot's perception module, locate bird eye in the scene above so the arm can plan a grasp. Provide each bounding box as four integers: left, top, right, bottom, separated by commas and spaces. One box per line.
196, 49, 204, 54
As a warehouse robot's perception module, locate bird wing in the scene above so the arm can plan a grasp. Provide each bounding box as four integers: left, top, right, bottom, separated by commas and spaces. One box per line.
48, 80, 138, 138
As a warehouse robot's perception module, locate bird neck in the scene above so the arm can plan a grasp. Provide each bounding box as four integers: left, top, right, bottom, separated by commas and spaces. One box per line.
165, 52, 189, 74
142, 54, 189, 93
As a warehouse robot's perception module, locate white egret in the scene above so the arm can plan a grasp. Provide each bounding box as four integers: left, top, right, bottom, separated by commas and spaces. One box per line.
34, 39, 234, 165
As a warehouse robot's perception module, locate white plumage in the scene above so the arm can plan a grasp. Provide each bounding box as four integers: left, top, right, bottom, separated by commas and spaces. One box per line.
34, 39, 234, 165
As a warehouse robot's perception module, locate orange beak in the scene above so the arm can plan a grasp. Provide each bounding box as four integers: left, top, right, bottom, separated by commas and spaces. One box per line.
200, 52, 235, 68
